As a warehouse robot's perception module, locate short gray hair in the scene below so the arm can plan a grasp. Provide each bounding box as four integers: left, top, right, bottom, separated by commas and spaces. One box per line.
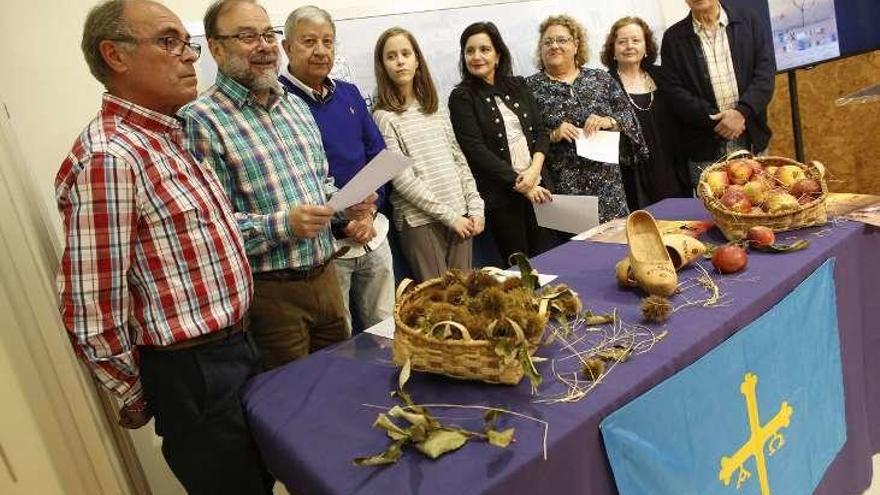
81, 0, 133, 85
283, 5, 335, 40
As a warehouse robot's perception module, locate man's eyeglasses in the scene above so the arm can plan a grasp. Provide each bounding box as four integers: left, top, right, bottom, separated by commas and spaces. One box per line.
541, 36, 574, 48
214, 30, 282, 46
114, 36, 201, 59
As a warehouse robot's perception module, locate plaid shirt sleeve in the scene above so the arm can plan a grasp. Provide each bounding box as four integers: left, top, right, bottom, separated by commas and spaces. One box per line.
57, 152, 142, 405
182, 112, 296, 256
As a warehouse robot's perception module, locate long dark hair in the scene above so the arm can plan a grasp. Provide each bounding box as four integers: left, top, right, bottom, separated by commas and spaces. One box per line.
457, 21, 513, 86
373, 27, 439, 114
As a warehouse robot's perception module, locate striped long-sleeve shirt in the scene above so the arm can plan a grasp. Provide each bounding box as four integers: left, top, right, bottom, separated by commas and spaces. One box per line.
373, 104, 484, 230
55, 94, 253, 405
180, 73, 337, 272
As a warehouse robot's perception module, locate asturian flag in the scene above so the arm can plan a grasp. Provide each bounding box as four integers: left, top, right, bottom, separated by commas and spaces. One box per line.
601, 259, 846, 495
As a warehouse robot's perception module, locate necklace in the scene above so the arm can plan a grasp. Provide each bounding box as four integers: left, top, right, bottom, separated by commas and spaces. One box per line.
617, 69, 655, 112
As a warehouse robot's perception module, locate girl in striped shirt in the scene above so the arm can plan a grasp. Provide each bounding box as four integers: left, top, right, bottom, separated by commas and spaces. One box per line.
372, 27, 485, 281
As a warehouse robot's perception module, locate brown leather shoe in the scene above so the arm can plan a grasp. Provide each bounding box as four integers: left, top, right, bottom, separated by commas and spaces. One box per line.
626, 210, 678, 296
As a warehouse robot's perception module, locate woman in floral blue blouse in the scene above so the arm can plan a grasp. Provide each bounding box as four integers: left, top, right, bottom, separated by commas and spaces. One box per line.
526, 14, 648, 223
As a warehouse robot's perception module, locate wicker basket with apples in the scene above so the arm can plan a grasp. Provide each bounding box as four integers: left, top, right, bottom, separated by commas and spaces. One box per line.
697, 151, 828, 241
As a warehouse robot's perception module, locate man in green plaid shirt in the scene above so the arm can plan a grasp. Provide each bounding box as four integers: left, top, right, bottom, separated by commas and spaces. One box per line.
181, 0, 375, 369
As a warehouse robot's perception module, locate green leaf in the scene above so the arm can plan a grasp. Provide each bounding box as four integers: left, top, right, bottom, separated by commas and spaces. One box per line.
753, 239, 810, 253
487, 428, 516, 448
494, 339, 518, 365
354, 439, 405, 466
509, 252, 538, 291
519, 347, 543, 394
483, 408, 501, 426
415, 429, 469, 459
399, 357, 411, 392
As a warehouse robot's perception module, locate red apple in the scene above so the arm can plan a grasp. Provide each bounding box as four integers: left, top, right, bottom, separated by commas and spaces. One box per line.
742, 179, 768, 205
790, 178, 821, 199
705, 170, 730, 197
727, 159, 754, 185
746, 159, 765, 177
775, 165, 807, 188
720, 189, 752, 213
746, 226, 775, 248
712, 244, 748, 274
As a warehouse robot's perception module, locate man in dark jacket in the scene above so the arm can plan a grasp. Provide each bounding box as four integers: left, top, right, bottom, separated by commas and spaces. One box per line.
661, 0, 776, 185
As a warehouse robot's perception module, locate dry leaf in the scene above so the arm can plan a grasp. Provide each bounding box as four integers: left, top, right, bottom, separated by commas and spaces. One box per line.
415, 429, 469, 459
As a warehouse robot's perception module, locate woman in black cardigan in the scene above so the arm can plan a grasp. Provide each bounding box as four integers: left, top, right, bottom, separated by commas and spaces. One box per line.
600, 16, 691, 209
448, 21, 557, 263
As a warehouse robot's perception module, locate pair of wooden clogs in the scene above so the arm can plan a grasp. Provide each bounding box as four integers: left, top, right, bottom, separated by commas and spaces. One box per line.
615, 210, 706, 296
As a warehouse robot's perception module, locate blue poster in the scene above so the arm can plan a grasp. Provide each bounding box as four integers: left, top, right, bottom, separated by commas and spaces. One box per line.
601, 259, 846, 495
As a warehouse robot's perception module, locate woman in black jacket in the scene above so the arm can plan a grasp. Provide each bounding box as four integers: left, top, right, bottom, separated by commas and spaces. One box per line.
448, 21, 557, 263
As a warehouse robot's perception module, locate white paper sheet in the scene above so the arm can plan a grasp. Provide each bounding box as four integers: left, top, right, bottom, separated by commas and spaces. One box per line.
363, 317, 396, 339
574, 130, 620, 164
326, 149, 413, 211
533, 194, 599, 234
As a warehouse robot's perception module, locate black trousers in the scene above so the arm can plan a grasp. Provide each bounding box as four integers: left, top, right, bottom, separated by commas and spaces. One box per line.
139, 332, 274, 495
487, 194, 559, 265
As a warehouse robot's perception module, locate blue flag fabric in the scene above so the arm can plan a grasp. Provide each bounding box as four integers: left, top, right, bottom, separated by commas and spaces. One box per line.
601, 259, 846, 495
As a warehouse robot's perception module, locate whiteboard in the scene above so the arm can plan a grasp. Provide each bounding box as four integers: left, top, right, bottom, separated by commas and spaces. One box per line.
190, 0, 665, 106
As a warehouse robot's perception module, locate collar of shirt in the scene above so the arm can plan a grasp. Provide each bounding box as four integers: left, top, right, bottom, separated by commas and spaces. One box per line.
279, 70, 335, 103
692, 5, 729, 34
215, 71, 285, 109
102, 93, 182, 134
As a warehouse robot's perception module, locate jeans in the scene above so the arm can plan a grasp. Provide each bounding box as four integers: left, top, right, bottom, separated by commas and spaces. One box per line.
333, 239, 395, 333
139, 332, 274, 495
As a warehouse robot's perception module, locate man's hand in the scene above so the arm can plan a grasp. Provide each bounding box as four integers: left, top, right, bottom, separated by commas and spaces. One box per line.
524, 185, 553, 204
343, 216, 377, 244
289, 204, 334, 238
118, 397, 152, 429
583, 114, 615, 136
515, 167, 541, 194
451, 216, 474, 239
344, 192, 378, 221
552, 121, 580, 143
710, 109, 746, 140
469, 216, 485, 236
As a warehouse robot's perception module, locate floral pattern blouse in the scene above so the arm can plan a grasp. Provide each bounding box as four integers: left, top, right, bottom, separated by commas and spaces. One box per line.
526, 68, 648, 222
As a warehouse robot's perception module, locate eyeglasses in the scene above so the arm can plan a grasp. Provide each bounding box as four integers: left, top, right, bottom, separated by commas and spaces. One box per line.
213, 30, 282, 46
541, 36, 574, 48
114, 36, 202, 59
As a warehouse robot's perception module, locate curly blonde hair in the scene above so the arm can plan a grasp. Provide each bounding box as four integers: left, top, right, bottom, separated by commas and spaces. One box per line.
535, 14, 588, 71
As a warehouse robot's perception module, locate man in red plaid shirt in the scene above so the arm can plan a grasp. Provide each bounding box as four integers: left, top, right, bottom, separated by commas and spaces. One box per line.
55, 0, 272, 492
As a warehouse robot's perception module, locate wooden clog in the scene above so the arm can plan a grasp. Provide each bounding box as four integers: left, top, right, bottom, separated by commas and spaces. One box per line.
625, 210, 678, 296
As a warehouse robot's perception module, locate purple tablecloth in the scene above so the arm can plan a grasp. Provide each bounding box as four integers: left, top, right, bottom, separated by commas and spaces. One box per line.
243, 199, 879, 494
